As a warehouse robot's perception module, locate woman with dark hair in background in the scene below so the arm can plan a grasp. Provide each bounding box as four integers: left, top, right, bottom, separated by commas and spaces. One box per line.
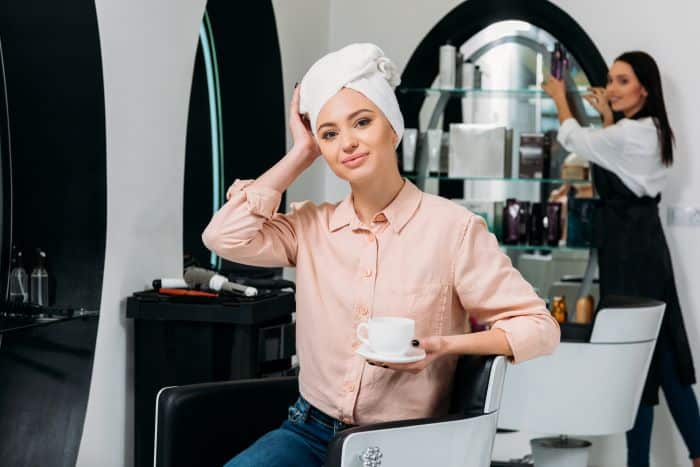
544, 51, 700, 467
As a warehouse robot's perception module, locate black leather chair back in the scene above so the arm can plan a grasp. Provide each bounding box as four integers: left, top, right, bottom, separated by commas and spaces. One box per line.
449, 354, 499, 416
155, 377, 298, 467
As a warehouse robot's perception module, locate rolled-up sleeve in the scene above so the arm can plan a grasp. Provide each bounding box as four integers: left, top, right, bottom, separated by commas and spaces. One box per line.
201, 179, 300, 268
557, 117, 626, 174
454, 215, 560, 363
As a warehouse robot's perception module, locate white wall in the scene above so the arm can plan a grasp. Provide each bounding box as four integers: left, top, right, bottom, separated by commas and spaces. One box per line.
552, 3, 700, 465
272, 0, 331, 208
75, 2, 332, 465
326, 1, 700, 466
76, 1, 206, 465
272, 0, 332, 282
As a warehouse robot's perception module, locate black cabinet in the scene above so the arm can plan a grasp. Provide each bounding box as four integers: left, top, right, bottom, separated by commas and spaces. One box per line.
126, 292, 295, 467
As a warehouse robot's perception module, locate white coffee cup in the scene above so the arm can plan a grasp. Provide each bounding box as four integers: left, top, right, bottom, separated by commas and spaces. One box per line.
356, 317, 415, 356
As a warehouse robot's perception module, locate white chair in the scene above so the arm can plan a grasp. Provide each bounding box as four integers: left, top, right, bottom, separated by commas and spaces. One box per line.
497, 295, 665, 467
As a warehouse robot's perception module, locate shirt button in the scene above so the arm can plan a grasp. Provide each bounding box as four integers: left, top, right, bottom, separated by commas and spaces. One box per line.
344, 382, 355, 392
367, 233, 375, 242
363, 268, 373, 278
357, 306, 369, 316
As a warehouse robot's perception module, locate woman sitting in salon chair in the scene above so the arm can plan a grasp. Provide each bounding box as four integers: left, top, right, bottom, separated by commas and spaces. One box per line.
203, 43, 560, 467
544, 51, 700, 467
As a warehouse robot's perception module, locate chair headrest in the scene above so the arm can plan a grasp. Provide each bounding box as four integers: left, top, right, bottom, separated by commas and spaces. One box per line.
590, 295, 665, 343
597, 294, 664, 310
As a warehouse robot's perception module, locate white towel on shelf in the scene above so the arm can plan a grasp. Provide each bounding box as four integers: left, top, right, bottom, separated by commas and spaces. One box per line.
299, 43, 404, 148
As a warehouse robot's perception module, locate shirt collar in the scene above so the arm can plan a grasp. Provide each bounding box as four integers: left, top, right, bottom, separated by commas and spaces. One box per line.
328, 179, 423, 234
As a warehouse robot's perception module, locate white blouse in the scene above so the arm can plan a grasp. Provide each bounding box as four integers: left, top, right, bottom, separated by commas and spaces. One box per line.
557, 117, 669, 198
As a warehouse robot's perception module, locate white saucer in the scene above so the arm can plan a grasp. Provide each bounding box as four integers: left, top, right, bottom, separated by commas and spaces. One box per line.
356, 344, 426, 363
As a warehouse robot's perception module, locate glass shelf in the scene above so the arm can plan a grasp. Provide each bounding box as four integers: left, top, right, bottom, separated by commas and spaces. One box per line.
398, 86, 590, 99
406, 174, 591, 185
499, 244, 590, 252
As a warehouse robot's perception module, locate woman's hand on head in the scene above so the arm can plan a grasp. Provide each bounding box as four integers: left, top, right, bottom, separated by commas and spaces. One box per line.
542, 75, 567, 102
366, 336, 448, 374
584, 86, 614, 120
289, 85, 322, 164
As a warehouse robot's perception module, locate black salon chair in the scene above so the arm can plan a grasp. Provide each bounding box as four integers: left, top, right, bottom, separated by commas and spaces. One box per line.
154, 354, 506, 467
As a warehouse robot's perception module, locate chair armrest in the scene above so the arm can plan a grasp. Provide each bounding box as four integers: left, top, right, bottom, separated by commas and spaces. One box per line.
325, 411, 499, 467
155, 376, 298, 467
326, 355, 506, 467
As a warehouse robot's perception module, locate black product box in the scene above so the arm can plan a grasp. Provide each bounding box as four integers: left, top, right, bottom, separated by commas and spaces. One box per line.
567, 198, 600, 247
519, 133, 550, 179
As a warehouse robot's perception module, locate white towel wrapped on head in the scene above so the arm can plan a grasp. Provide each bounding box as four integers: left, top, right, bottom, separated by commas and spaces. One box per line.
299, 43, 404, 148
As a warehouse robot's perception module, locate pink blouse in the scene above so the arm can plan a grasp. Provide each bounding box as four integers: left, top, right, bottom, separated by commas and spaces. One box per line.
202, 178, 559, 425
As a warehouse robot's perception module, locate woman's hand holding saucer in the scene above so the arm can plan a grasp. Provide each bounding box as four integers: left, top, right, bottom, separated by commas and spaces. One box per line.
367, 336, 447, 374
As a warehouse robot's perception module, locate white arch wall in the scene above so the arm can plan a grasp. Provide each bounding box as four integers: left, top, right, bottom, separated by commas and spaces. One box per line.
76, 1, 207, 465
74, 1, 331, 465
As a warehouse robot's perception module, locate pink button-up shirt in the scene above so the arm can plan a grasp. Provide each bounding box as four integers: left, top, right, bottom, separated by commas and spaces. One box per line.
202, 178, 559, 425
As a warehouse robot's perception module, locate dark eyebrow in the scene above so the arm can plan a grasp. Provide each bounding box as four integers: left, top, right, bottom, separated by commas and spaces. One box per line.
317, 109, 375, 131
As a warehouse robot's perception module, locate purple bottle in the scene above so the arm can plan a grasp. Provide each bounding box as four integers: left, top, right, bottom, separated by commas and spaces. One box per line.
551, 43, 570, 80
518, 201, 531, 244
551, 43, 563, 80
529, 202, 545, 246
546, 202, 563, 246
502, 199, 521, 245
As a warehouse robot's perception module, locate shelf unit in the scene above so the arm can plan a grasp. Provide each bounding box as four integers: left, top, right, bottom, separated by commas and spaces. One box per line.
402, 86, 598, 303
398, 86, 591, 98
405, 174, 591, 185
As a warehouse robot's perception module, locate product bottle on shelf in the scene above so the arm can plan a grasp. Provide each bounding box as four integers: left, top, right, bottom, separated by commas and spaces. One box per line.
473, 65, 482, 89
502, 199, 521, 245
438, 41, 456, 89
551, 42, 570, 81
575, 295, 595, 324
518, 201, 531, 244
551, 43, 563, 79
455, 50, 464, 89
30, 249, 49, 307
551, 296, 568, 324
545, 202, 563, 246
462, 59, 475, 89
9, 248, 29, 303
528, 202, 545, 246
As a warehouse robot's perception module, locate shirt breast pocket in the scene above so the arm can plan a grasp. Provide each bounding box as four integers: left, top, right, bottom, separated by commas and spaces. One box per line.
390, 283, 448, 338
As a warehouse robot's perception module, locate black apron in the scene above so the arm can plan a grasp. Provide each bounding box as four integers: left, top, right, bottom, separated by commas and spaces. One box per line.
593, 164, 696, 405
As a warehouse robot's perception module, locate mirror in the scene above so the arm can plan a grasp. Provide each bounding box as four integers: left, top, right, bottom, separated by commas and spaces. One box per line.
413, 20, 602, 302
183, 1, 286, 277
0, 2, 106, 310
0, 39, 11, 300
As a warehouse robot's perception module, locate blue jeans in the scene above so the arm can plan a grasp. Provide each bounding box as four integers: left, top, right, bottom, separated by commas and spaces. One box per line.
627, 350, 700, 466
223, 396, 354, 467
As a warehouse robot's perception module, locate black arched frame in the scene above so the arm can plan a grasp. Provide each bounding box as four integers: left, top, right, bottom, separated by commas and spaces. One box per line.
398, 0, 608, 129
